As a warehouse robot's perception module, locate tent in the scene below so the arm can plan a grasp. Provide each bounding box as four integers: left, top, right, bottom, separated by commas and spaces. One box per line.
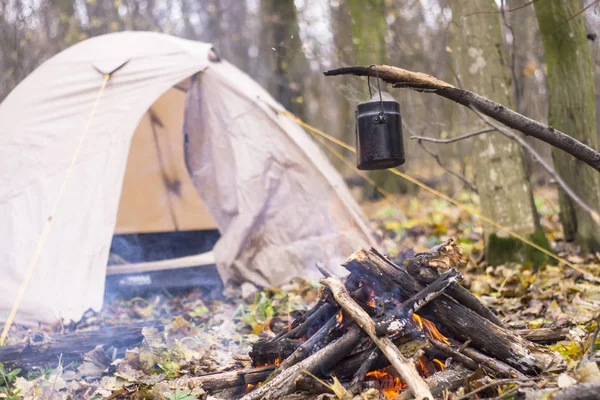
0, 31, 375, 325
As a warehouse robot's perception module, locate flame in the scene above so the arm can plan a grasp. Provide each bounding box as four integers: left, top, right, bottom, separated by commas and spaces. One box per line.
412, 314, 450, 345
418, 356, 430, 377
366, 289, 376, 308
433, 358, 446, 371
365, 367, 407, 398
256, 357, 281, 368
336, 310, 343, 324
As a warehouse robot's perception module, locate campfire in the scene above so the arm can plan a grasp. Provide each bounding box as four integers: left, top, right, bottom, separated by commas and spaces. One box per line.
210, 239, 564, 399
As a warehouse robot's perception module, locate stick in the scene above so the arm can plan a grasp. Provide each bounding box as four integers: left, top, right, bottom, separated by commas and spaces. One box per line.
171, 366, 276, 392
280, 302, 337, 340
240, 326, 363, 400
459, 344, 529, 380
320, 275, 433, 400
324, 65, 600, 173
275, 315, 338, 374
514, 327, 569, 344
393, 364, 472, 400
350, 348, 381, 391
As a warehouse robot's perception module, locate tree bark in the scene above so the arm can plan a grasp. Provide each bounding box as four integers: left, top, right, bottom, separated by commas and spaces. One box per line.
448, 0, 549, 266
534, 0, 600, 251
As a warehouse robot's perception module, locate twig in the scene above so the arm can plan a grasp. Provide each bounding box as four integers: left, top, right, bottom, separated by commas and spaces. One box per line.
323, 65, 600, 173
320, 274, 433, 400
413, 137, 477, 192
461, 0, 538, 19
410, 128, 495, 144
563, 0, 600, 23
582, 315, 600, 363
469, 106, 600, 226
455, 378, 538, 400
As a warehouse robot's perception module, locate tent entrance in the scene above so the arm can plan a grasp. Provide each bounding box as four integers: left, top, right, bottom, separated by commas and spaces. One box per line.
115, 82, 216, 235
107, 82, 220, 295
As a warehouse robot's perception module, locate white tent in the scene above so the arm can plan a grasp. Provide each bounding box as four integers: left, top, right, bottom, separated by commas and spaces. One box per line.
0, 32, 375, 325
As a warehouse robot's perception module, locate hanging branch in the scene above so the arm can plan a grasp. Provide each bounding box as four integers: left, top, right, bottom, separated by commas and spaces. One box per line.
323, 65, 600, 173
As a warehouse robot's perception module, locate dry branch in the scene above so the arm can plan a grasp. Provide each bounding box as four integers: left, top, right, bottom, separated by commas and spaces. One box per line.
324, 65, 600, 172
320, 274, 433, 400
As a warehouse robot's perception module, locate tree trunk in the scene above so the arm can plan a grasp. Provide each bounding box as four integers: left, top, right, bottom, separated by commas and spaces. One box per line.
448, 0, 550, 265
346, 0, 408, 198
258, 0, 307, 119
534, 0, 600, 251
505, 0, 551, 182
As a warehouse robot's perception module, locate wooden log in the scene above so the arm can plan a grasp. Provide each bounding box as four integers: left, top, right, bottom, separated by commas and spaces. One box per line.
350, 348, 381, 391
403, 243, 503, 327
344, 247, 566, 374
319, 273, 433, 400
274, 316, 338, 375
393, 364, 472, 400
0, 322, 162, 369
250, 339, 302, 367
375, 268, 462, 336
240, 326, 364, 400
279, 302, 337, 340
514, 327, 569, 344
177, 366, 276, 391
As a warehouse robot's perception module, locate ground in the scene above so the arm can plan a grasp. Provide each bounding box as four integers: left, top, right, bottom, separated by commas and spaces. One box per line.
1, 187, 599, 399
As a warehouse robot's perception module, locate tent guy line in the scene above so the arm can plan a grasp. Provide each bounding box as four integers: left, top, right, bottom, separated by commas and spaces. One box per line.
276, 110, 600, 283
0, 74, 111, 346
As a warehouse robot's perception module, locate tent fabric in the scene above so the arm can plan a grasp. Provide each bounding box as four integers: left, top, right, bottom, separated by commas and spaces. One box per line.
184, 64, 374, 286
0, 31, 375, 325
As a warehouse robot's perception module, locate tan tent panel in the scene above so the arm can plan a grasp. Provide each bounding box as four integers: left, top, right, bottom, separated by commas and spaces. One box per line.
0, 31, 375, 325
116, 82, 217, 233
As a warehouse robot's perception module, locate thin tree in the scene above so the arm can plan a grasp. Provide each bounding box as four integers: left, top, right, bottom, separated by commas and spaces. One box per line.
534, 0, 600, 252
258, 0, 308, 119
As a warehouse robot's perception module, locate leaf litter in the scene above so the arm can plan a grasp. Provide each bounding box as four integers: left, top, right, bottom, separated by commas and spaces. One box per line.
0, 188, 599, 399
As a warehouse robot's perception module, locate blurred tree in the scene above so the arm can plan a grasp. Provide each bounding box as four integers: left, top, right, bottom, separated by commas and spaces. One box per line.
258, 0, 307, 119
534, 0, 600, 251
503, 0, 550, 182
347, 0, 407, 197
448, 0, 549, 265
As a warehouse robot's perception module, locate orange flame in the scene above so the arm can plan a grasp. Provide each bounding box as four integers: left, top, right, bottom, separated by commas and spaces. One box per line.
366, 289, 376, 308
412, 314, 450, 345
366, 367, 407, 398
433, 358, 446, 371
256, 357, 281, 368
336, 310, 343, 324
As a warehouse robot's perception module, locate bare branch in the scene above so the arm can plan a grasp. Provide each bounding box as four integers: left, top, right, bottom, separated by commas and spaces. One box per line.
469, 106, 600, 226
417, 141, 477, 193
324, 65, 600, 173
410, 128, 495, 144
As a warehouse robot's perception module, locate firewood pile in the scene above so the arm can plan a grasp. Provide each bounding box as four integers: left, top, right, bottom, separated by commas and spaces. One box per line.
225, 239, 568, 400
